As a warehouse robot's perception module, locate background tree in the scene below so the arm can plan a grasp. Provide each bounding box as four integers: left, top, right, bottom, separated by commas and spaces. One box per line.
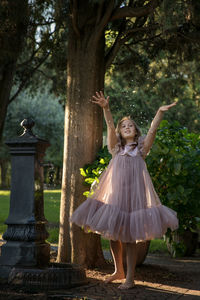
0, 87, 64, 188
57, 0, 200, 267
105, 55, 200, 132
0, 0, 67, 188
0, 0, 28, 139
0, 0, 65, 141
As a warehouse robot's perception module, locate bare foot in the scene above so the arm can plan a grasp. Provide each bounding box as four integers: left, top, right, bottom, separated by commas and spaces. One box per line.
105, 272, 125, 283
118, 281, 135, 289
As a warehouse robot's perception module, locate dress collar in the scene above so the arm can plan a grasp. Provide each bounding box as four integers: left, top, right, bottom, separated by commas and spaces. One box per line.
125, 142, 137, 147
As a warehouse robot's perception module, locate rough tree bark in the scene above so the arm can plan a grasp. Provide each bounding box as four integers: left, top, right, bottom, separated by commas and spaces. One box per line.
57, 1, 106, 266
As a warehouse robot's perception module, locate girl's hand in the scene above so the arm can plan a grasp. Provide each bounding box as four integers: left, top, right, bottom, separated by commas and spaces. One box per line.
91, 91, 109, 108
159, 102, 177, 112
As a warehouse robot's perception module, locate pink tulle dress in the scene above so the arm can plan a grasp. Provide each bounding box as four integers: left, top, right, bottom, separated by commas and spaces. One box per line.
70, 136, 179, 243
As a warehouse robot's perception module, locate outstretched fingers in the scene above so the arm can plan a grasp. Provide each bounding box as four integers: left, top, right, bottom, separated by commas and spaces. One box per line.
91, 91, 109, 108
160, 102, 177, 112
92, 91, 102, 101
167, 102, 177, 108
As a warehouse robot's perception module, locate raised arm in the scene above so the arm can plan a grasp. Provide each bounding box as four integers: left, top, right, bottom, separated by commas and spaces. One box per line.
92, 91, 118, 152
143, 102, 177, 157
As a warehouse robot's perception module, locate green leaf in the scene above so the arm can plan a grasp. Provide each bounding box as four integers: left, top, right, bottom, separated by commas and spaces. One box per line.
92, 169, 98, 175
99, 158, 105, 164
80, 168, 87, 177
83, 191, 90, 197
177, 185, 184, 194
174, 163, 181, 175
85, 178, 95, 184
162, 146, 169, 154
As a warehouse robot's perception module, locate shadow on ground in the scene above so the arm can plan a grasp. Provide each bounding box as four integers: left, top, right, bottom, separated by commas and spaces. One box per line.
0, 253, 199, 299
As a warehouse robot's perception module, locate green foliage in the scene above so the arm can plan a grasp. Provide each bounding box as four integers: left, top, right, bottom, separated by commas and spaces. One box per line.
101, 238, 110, 250
105, 56, 200, 132
164, 235, 186, 258
80, 147, 112, 197
148, 238, 168, 254
146, 120, 200, 233
2, 87, 64, 168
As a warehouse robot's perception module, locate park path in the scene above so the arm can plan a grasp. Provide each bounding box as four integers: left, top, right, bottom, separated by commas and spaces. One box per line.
0, 244, 199, 299
47, 251, 200, 300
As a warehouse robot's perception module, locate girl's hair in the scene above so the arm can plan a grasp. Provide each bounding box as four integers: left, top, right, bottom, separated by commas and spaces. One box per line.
116, 116, 141, 147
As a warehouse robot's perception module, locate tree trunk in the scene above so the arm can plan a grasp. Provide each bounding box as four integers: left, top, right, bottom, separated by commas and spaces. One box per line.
0, 0, 28, 140
0, 63, 16, 139
57, 6, 106, 267
55, 166, 62, 186
0, 160, 9, 189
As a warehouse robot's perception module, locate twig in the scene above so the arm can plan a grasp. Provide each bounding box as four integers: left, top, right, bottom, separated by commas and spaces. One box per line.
110, 0, 160, 21
93, 0, 115, 44
9, 52, 50, 104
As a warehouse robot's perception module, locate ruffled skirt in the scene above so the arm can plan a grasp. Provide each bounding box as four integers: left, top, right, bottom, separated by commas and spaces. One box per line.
71, 154, 178, 242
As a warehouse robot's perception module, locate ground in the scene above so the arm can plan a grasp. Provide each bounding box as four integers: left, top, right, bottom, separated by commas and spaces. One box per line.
0, 251, 199, 299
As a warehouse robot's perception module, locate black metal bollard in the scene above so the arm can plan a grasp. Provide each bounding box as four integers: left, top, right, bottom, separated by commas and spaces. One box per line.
0, 118, 86, 289
0, 118, 50, 268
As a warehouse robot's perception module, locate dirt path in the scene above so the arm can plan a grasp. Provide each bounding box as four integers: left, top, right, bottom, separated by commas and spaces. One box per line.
0, 252, 199, 299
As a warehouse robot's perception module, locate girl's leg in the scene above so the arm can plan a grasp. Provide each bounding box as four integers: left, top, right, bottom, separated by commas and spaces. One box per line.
105, 240, 125, 283
118, 242, 137, 289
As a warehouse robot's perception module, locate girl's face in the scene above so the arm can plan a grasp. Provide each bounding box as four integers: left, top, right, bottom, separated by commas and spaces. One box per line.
120, 120, 136, 142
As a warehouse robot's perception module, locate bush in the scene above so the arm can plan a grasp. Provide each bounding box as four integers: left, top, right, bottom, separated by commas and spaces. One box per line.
146, 120, 200, 234
80, 146, 111, 197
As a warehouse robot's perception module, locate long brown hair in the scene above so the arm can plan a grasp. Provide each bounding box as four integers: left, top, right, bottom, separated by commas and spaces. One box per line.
116, 116, 141, 147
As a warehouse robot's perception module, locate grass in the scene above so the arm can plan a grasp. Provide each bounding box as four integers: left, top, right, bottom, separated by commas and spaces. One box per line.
0, 190, 60, 243
101, 238, 168, 254
0, 190, 168, 253
149, 238, 168, 254
44, 190, 61, 243
0, 190, 10, 237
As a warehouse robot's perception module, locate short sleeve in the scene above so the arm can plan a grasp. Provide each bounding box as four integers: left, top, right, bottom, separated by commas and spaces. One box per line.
138, 135, 147, 158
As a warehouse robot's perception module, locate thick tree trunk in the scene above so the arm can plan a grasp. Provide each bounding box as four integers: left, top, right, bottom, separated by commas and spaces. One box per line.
57, 8, 106, 267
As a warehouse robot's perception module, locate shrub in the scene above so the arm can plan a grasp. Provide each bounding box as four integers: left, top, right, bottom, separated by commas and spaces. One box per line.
146, 120, 200, 234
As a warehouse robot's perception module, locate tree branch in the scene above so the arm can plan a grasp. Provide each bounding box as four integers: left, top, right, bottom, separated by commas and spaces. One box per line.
122, 23, 159, 39
35, 68, 55, 81
29, 20, 55, 27
9, 52, 50, 104
94, 0, 115, 43
178, 31, 200, 43
110, 0, 160, 21
17, 29, 57, 69
70, 0, 80, 38
17, 46, 44, 68
105, 23, 160, 68
105, 32, 124, 69
126, 33, 162, 46
96, 1, 104, 26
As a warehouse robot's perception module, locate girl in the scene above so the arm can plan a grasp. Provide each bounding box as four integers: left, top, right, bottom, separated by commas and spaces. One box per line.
71, 91, 179, 289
